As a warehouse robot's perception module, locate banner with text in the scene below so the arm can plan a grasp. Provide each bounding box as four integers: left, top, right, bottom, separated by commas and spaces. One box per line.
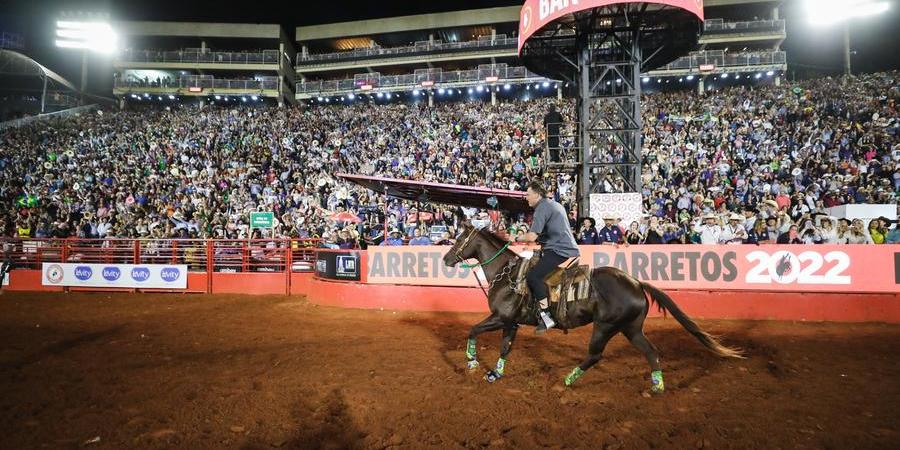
366, 245, 900, 293
41, 263, 188, 289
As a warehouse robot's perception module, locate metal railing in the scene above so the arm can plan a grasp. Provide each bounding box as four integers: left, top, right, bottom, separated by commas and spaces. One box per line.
297, 35, 517, 64
703, 18, 786, 34
296, 64, 543, 94
1, 238, 320, 273
115, 76, 279, 91
117, 49, 280, 65
656, 50, 787, 71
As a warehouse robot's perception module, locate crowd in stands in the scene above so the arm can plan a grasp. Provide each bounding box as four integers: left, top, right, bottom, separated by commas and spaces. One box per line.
1, 71, 897, 247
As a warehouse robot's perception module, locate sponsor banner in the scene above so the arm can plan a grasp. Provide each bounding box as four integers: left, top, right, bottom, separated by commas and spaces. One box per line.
41, 263, 188, 289
518, 0, 705, 53
366, 247, 487, 287
366, 245, 900, 293
315, 251, 362, 281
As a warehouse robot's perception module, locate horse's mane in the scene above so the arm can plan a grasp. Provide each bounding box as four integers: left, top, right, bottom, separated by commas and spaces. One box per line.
476, 228, 518, 258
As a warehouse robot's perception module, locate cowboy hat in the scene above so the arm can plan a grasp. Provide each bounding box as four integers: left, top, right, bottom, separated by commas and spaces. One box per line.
729, 213, 743, 221
703, 213, 717, 220
763, 199, 778, 208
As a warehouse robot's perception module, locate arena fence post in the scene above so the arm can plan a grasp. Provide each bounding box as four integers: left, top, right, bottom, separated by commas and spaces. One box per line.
285, 239, 293, 295
206, 240, 214, 293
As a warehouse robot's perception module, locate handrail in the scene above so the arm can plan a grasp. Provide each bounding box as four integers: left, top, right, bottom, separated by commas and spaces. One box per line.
297, 36, 516, 63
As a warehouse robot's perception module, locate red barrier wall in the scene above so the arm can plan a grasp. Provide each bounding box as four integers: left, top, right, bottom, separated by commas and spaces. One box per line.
299, 277, 900, 323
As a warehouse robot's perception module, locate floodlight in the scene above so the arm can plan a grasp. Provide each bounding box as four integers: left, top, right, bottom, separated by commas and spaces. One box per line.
805, 0, 889, 25
55, 20, 117, 53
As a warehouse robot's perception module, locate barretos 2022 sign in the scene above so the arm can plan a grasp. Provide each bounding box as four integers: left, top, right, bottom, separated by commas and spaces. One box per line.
367, 245, 900, 294
41, 263, 188, 289
517, 0, 706, 53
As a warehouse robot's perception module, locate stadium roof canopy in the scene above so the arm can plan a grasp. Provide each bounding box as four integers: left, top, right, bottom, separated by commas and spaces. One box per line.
337, 173, 529, 213
0, 49, 77, 92
296, 0, 777, 41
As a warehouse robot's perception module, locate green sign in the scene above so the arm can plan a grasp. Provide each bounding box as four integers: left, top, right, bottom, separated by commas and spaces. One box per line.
250, 212, 274, 229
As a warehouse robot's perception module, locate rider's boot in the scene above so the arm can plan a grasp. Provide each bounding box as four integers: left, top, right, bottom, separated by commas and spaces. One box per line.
534, 298, 556, 335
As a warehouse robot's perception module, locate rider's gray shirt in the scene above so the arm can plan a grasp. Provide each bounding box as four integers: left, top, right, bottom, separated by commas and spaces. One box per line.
531, 198, 580, 257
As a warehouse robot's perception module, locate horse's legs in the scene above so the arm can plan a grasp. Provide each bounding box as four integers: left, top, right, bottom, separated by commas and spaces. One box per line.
466, 314, 505, 371
564, 322, 618, 386
485, 323, 518, 382
622, 317, 665, 394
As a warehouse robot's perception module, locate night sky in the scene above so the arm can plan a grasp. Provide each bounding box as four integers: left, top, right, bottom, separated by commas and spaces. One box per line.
2, 0, 897, 95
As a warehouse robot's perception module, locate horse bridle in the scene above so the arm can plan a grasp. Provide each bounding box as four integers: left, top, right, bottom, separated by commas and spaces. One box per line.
452, 225, 480, 265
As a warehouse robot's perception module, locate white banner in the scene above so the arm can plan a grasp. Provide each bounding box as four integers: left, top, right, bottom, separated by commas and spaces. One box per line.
589, 193, 643, 228
41, 263, 188, 289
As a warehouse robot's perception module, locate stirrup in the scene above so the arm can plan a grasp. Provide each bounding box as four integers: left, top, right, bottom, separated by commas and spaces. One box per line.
535, 310, 556, 335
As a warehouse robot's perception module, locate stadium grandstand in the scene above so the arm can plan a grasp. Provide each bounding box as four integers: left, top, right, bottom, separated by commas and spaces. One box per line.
0, 0, 897, 248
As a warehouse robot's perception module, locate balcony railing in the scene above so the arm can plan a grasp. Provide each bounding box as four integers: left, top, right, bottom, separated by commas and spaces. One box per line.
297, 64, 544, 94
703, 18, 786, 34
117, 49, 280, 64
655, 50, 787, 72
297, 35, 517, 65
115, 76, 279, 91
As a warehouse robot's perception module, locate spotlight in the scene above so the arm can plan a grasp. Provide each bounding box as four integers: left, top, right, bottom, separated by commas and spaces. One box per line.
251, 95, 258, 100
143, 93, 149, 98
157, 96, 162, 100
386, 93, 391, 99
766, 70, 774, 76
438, 88, 445, 95
347, 93, 355, 100
242, 97, 248, 102
735, 74, 741, 79
656, 79, 661, 83
554, 83, 559, 88
755, 73, 762, 79
413, 90, 420, 96
642, 77, 650, 83
526, 85, 530, 90
325, 98, 330, 102
317, 96, 323, 101
534, 83, 540, 89
377, 92, 384, 98
721, 73, 729, 78
679, 78, 683, 82
476, 85, 483, 92
468, 88, 473, 94
541, 81, 549, 87
503, 84, 511, 90
686, 75, 694, 81
168, 95, 175, 100
615, 78, 621, 83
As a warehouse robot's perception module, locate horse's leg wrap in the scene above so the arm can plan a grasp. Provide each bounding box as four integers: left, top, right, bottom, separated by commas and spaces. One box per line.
564, 367, 585, 386
494, 358, 506, 376
650, 370, 665, 394
466, 338, 479, 370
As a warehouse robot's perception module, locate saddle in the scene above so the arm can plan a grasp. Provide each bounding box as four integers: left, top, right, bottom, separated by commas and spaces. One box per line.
512, 253, 591, 331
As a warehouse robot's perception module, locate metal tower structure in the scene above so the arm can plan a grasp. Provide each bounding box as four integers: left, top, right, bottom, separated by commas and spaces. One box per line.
517, 0, 704, 216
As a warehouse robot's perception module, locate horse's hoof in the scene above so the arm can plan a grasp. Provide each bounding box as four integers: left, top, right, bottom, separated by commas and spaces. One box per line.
484, 370, 503, 383
466, 360, 480, 372
650, 385, 665, 395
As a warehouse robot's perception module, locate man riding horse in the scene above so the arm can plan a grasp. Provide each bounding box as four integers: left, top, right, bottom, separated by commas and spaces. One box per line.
514, 180, 580, 334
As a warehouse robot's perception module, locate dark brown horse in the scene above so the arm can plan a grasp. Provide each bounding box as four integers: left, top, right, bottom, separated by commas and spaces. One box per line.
442, 222, 743, 391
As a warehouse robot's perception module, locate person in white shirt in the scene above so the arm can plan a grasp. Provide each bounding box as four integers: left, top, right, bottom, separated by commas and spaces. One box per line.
817, 216, 838, 244
720, 213, 748, 244
698, 213, 723, 245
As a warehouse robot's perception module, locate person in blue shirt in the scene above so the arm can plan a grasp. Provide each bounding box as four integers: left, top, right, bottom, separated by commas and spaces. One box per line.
409, 227, 433, 246
381, 229, 404, 246
597, 215, 624, 244
576, 217, 600, 245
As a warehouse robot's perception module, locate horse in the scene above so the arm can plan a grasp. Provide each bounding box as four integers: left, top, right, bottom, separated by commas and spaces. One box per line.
442, 222, 743, 392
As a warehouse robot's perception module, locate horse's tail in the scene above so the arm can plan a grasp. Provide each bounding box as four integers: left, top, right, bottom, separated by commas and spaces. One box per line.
641, 282, 744, 359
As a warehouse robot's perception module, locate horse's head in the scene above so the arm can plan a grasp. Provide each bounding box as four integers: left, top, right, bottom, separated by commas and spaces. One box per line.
442, 221, 482, 267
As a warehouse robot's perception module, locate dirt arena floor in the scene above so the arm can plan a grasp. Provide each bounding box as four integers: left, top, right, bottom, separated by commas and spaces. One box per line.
0, 292, 897, 450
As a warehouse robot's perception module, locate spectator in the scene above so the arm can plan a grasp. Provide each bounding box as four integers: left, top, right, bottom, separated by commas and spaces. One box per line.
576, 217, 600, 245
597, 215, 624, 244
698, 213, 723, 245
